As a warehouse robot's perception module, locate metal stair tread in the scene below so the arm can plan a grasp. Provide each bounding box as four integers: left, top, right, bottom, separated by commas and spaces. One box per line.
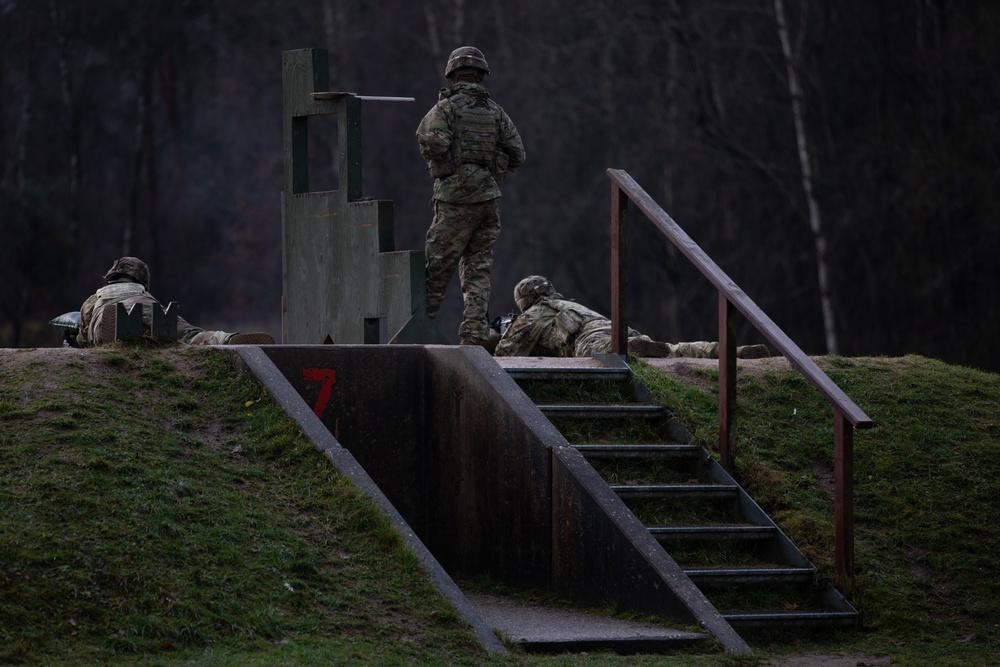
647, 524, 777, 540
611, 483, 739, 499
684, 566, 815, 584
505, 367, 632, 382
495, 356, 632, 383
573, 443, 701, 458
538, 404, 667, 419
722, 609, 859, 628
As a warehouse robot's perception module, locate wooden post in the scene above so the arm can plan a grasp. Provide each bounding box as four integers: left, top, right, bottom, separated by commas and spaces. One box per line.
341, 96, 363, 203
606, 167, 871, 608
834, 409, 855, 592
718, 294, 737, 473
610, 182, 628, 355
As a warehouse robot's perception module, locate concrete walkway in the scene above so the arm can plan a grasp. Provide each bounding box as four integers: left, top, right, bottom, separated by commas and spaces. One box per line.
467, 593, 706, 654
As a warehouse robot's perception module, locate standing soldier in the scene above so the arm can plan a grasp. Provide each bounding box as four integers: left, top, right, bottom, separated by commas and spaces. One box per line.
416, 46, 525, 347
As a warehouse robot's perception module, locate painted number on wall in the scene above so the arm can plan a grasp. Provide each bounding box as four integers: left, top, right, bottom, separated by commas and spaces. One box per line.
302, 368, 337, 419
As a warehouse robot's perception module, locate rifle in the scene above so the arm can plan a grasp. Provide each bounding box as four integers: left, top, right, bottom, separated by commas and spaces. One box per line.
490, 311, 519, 336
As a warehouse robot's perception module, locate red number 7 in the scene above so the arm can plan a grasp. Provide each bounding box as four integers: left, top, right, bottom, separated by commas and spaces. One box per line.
302, 368, 337, 419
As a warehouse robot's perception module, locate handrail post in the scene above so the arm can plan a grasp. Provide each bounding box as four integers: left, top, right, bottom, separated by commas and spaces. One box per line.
834, 410, 855, 593
611, 182, 628, 355
607, 168, 869, 607
718, 294, 737, 472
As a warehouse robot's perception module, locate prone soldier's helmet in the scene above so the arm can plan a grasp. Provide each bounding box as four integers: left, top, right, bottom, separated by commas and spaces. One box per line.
514, 275, 555, 312
104, 256, 150, 289
445, 46, 490, 79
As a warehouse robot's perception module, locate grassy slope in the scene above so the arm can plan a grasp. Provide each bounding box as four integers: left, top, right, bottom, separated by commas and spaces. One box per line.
2, 347, 997, 666
0, 346, 483, 666
635, 355, 1000, 665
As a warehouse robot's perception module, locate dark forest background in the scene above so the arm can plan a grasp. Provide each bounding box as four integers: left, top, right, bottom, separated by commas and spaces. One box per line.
2, 1, 998, 371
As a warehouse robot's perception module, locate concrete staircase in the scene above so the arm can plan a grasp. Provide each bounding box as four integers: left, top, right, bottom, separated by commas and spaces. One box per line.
496, 354, 860, 633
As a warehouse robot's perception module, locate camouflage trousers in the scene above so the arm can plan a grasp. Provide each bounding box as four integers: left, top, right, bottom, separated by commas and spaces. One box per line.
181, 326, 235, 345
424, 198, 501, 344
573, 320, 718, 358
89, 301, 236, 345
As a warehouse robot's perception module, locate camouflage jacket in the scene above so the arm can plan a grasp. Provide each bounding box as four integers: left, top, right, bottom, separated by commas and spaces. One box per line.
416, 82, 525, 204
77, 281, 224, 346
77, 282, 158, 346
494, 296, 609, 357
495, 295, 653, 357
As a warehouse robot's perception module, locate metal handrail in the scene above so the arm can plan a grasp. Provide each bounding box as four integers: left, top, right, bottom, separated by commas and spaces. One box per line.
607, 168, 873, 591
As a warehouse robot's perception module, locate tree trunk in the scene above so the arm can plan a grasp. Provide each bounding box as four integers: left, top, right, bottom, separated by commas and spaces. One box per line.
450, 0, 465, 47
49, 0, 82, 271
422, 0, 444, 68
3, 47, 32, 191
490, 0, 512, 65
773, 0, 838, 354
124, 69, 150, 258
661, 4, 683, 342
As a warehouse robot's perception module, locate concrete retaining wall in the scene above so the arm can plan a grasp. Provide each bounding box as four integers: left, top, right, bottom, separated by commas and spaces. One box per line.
240, 344, 745, 652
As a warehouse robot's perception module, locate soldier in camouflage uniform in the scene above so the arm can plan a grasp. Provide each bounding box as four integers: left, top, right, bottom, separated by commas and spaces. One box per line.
494, 275, 770, 359
416, 46, 525, 346
76, 257, 275, 346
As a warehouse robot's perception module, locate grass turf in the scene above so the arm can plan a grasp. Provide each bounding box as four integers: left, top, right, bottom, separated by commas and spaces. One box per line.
2, 347, 998, 665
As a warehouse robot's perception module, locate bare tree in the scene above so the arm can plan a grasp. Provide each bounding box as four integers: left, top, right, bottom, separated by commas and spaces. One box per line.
450, 0, 465, 46
773, 0, 838, 354
48, 0, 82, 262
422, 0, 445, 67
0, 0, 998, 368
490, 0, 513, 65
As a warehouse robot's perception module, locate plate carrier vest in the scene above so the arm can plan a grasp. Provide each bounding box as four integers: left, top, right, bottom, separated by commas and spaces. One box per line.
450, 93, 500, 167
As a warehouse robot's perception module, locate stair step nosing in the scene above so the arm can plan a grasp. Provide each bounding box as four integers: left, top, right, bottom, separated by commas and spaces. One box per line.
683, 567, 815, 583
648, 525, 776, 539
574, 444, 698, 453
539, 404, 665, 414
684, 567, 814, 576
722, 610, 860, 628
506, 368, 631, 380
575, 447, 700, 459
722, 610, 859, 622
611, 484, 738, 498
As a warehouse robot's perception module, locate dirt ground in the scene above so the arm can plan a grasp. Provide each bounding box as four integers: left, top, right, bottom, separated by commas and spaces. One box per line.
642, 355, 796, 389
764, 655, 889, 667
0, 345, 209, 382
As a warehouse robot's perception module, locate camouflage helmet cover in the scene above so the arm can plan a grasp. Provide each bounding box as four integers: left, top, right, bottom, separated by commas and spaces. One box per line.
445, 46, 490, 78
514, 275, 554, 312
104, 256, 150, 289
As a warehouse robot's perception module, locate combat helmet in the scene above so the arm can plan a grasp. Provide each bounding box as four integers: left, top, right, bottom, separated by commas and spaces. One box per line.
104, 256, 150, 289
445, 46, 490, 79
514, 275, 555, 312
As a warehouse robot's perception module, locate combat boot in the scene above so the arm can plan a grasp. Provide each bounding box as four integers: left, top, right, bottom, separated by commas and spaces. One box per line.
627, 338, 673, 358
226, 332, 276, 345
95, 304, 119, 344
736, 344, 771, 359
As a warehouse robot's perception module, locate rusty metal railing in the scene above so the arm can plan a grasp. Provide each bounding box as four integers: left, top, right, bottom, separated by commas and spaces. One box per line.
608, 168, 873, 591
